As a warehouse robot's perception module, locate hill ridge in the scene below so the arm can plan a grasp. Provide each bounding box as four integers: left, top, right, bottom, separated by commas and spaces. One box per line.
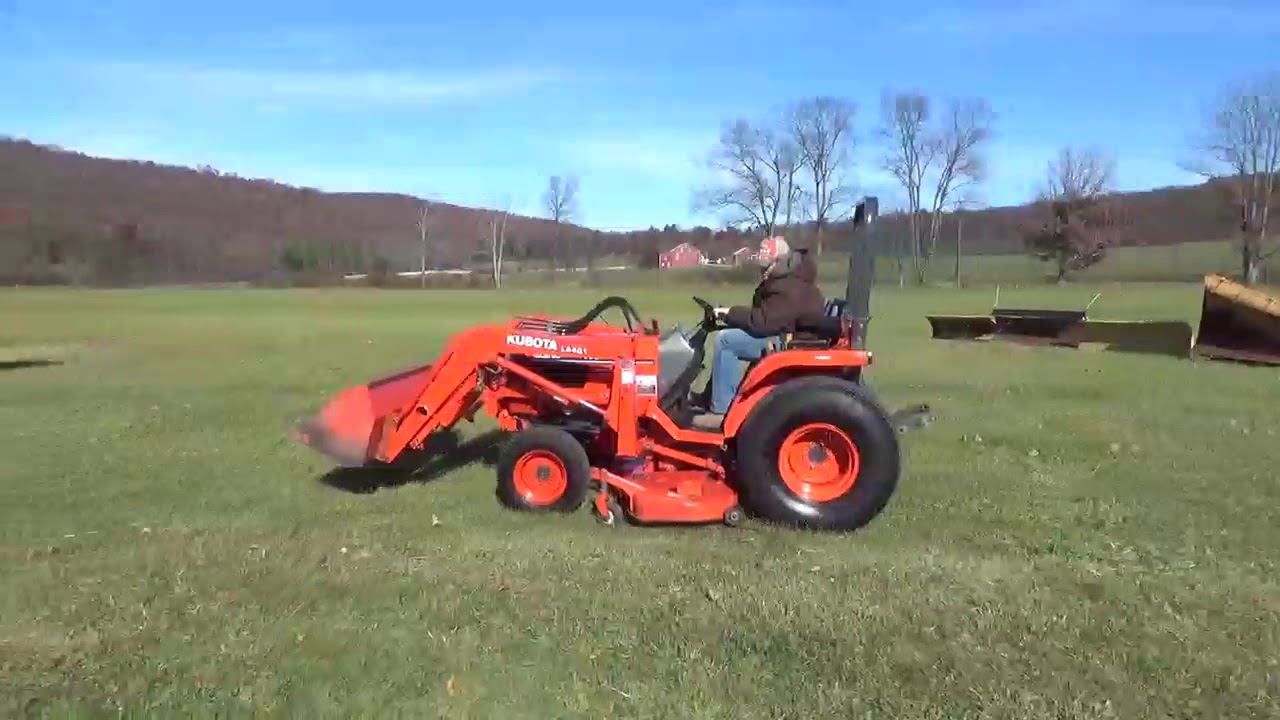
0, 136, 1238, 285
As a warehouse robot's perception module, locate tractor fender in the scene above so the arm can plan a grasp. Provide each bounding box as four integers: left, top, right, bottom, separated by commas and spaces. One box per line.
722, 349, 871, 438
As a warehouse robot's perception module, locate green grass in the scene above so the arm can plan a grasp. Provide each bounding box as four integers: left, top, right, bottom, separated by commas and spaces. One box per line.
2, 283, 1278, 718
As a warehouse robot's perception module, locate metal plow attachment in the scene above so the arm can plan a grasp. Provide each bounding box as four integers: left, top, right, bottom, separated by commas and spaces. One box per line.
294, 363, 437, 467
927, 308, 1087, 346
927, 303, 1193, 358
1193, 274, 1280, 365
927, 275, 1280, 366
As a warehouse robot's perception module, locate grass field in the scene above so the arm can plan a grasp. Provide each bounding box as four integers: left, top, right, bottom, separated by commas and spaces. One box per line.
2, 282, 1278, 718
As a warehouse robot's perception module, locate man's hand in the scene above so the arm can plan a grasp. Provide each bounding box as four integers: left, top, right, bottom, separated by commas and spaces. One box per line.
713, 307, 729, 322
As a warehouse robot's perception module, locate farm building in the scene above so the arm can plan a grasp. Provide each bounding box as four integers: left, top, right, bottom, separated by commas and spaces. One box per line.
729, 246, 754, 265
725, 237, 789, 266
658, 242, 706, 269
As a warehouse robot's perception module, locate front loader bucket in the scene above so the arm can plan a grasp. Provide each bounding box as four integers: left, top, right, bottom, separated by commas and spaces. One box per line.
1194, 274, 1280, 365
295, 363, 436, 467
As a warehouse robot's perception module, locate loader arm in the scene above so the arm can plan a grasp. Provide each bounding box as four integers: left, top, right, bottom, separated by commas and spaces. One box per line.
295, 317, 642, 467
371, 345, 484, 463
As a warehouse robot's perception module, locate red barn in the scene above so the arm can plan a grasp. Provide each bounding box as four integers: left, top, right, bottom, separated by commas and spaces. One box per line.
658, 242, 705, 269
726, 237, 789, 266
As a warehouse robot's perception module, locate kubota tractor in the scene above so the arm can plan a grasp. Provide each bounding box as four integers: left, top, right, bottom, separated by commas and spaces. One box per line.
295, 197, 932, 531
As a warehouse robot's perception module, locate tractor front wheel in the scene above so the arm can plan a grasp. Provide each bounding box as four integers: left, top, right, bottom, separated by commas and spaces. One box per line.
496, 426, 591, 513
734, 377, 900, 531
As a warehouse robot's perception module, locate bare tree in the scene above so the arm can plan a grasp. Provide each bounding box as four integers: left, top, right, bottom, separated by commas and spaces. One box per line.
584, 229, 602, 272
924, 98, 994, 279
879, 92, 994, 285
788, 96, 857, 255
544, 175, 578, 223
487, 202, 510, 289
695, 117, 801, 238
878, 92, 932, 286
543, 175, 579, 270
1044, 146, 1116, 200
416, 202, 431, 288
780, 141, 803, 229
1184, 71, 1280, 284
947, 196, 986, 287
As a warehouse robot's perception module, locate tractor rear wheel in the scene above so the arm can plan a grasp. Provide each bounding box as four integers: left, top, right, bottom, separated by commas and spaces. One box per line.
734, 377, 900, 531
496, 426, 591, 513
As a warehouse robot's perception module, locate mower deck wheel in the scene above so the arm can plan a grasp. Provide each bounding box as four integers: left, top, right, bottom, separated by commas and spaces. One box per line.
496, 426, 591, 513
598, 495, 628, 527
723, 505, 745, 527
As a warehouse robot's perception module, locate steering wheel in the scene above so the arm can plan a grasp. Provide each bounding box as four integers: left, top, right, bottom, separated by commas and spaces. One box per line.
691, 296, 718, 327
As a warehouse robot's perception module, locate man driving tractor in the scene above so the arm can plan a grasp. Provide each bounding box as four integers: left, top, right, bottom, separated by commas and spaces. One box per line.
693, 235, 826, 430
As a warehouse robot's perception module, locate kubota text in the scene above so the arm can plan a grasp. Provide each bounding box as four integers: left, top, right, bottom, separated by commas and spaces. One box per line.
506, 334, 586, 355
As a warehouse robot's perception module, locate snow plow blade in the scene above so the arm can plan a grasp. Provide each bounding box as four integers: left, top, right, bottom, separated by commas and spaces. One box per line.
927, 301, 1193, 358
1194, 274, 1280, 365
294, 363, 436, 467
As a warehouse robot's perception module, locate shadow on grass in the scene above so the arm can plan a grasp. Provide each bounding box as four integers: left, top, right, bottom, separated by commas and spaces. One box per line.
0, 359, 64, 371
318, 429, 506, 494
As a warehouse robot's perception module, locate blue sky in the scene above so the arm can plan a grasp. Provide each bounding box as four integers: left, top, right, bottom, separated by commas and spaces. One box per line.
3, 0, 1277, 230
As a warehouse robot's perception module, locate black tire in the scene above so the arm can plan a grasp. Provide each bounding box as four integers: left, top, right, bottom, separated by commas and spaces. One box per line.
496, 426, 591, 512
733, 376, 900, 531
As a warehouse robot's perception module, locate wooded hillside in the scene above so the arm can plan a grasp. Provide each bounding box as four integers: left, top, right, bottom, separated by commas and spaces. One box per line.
0, 138, 1240, 286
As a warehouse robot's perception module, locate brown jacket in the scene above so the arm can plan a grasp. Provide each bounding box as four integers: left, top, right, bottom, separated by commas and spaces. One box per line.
724, 251, 826, 339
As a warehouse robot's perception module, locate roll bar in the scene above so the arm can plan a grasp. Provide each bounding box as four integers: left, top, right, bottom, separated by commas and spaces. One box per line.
842, 196, 878, 350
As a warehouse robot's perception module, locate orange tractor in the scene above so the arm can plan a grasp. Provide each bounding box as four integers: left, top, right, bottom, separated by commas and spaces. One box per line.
295, 197, 933, 530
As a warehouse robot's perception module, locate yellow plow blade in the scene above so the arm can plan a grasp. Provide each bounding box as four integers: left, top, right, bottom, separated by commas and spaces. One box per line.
1194, 274, 1280, 365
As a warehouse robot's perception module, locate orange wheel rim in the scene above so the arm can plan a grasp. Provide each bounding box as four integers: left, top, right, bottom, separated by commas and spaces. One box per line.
777, 423, 860, 502
512, 451, 568, 505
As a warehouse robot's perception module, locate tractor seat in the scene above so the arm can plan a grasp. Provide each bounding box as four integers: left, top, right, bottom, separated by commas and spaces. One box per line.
783, 315, 843, 349
782, 298, 846, 349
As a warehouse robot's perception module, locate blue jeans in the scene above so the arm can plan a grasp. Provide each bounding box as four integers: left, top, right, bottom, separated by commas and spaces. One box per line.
709, 328, 773, 414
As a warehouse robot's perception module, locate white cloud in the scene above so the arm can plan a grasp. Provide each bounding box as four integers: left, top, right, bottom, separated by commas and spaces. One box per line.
82, 62, 569, 107
563, 131, 716, 183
